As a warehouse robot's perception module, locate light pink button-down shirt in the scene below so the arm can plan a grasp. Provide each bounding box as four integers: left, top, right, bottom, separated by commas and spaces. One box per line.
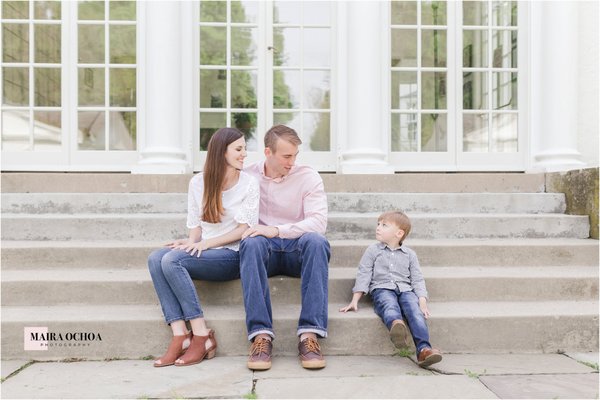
244, 161, 328, 239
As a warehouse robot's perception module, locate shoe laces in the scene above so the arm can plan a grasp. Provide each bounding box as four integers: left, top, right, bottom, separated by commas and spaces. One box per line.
302, 337, 321, 354
251, 338, 270, 355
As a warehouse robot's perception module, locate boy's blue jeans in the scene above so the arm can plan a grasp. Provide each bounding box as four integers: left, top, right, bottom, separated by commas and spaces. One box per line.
371, 288, 432, 354
148, 247, 240, 324
239, 232, 330, 341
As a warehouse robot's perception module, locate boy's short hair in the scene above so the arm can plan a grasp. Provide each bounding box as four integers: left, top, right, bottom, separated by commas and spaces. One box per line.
378, 210, 411, 243
264, 124, 302, 153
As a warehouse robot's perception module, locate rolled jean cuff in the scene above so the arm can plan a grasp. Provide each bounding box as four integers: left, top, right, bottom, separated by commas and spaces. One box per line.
297, 327, 327, 338
248, 329, 275, 342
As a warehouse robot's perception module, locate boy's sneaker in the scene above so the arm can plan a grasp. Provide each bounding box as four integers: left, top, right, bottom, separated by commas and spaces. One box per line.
417, 347, 442, 367
298, 337, 326, 369
247, 337, 272, 370
390, 320, 410, 349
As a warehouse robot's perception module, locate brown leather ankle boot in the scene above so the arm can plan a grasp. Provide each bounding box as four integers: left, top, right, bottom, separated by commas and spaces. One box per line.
153, 331, 192, 367
175, 329, 217, 366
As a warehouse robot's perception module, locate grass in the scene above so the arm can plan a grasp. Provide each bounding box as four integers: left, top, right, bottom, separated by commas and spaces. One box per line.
577, 360, 599, 371
393, 348, 413, 358
464, 368, 486, 378
243, 392, 258, 399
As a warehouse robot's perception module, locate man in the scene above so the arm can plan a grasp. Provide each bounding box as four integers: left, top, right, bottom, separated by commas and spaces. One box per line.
240, 124, 330, 370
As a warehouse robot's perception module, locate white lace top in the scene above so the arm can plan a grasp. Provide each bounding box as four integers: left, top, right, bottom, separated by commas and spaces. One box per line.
186, 171, 259, 251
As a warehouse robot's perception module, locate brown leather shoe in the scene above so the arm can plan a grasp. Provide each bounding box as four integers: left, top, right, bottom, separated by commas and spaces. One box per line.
175, 329, 217, 366
247, 337, 272, 370
153, 331, 192, 367
390, 320, 410, 350
417, 347, 442, 367
298, 337, 326, 369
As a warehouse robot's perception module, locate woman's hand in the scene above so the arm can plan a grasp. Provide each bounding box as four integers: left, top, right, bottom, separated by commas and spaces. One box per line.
419, 297, 430, 319
183, 241, 207, 258
339, 301, 359, 313
165, 238, 192, 248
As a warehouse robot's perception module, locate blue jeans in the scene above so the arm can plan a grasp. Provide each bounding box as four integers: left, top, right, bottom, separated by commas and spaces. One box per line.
239, 232, 330, 341
148, 247, 240, 324
371, 288, 432, 354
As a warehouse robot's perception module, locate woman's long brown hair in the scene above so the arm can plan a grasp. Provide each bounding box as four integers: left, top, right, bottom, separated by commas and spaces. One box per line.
202, 128, 243, 223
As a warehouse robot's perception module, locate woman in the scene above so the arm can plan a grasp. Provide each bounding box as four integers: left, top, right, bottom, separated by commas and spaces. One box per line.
148, 128, 259, 367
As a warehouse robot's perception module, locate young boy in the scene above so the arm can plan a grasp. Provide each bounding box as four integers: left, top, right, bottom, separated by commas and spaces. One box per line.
340, 210, 442, 367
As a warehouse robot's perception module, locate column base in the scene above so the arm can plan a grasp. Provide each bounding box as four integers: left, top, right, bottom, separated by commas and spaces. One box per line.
131, 147, 190, 174
339, 149, 394, 174
532, 149, 586, 173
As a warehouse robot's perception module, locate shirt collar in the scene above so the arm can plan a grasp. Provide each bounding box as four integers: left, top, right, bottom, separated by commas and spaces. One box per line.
377, 241, 407, 253
258, 160, 296, 183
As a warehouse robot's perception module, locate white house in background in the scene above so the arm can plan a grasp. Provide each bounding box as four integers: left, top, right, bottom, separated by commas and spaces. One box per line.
0, 0, 598, 173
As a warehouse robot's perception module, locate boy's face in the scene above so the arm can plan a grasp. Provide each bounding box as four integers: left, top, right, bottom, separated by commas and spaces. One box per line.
376, 219, 404, 247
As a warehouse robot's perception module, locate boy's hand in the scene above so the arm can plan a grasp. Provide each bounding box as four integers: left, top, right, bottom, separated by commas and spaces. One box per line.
339, 302, 359, 313
419, 297, 430, 319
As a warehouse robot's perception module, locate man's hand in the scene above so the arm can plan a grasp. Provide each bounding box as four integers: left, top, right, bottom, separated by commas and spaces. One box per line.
419, 297, 430, 319
339, 302, 359, 313
242, 225, 279, 239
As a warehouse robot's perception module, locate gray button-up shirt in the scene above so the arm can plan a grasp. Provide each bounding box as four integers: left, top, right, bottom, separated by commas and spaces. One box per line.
352, 242, 428, 299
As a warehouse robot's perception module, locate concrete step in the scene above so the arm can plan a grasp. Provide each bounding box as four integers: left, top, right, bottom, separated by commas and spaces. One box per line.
1, 192, 566, 214
0, 213, 590, 241
3, 239, 598, 269
2, 267, 597, 307
1, 172, 546, 193
2, 301, 597, 359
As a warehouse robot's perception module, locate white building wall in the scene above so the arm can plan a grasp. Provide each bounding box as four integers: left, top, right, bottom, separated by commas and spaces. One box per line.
577, 0, 599, 167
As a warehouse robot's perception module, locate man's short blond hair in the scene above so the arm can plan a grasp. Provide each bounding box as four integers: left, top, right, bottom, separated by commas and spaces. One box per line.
378, 210, 411, 243
264, 124, 302, 153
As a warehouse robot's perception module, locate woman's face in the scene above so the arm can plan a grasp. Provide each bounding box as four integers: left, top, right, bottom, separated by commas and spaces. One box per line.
224, 136, 247, 171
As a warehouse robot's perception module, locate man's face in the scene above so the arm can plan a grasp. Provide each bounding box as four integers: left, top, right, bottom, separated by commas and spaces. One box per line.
264, 138, 299, 178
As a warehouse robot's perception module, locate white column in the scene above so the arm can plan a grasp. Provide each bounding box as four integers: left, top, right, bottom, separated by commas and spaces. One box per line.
132, 1, 190, 174
339, 1, 393, 174
531, 1, 585, 172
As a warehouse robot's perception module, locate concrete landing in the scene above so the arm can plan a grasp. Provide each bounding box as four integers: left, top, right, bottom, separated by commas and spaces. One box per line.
1, 354, 598, 399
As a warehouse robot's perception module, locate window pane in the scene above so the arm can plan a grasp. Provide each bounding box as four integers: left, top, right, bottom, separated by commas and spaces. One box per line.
273, 70, 300, 109
2, 110, 30, 151
109, 111, 136, 150
421, 72, 446, 110
304, 71, 330, 109
463, 1, 488, 26
391, 29, 417, 67
3, 24, 29, 63
200, 26, 226, 65
34, 68, 61, 106
273, 28, 300, 67
463, 30, 487, 68
109, 68, 136, 107
492, 1, 517, 26
200, 0, 226, 22
304, 112, 330, 151
35, 1, 61, 20
78, 1, 104, 20
492, 30, 517, 68
492, 72, 517, 110
463, 113, 488, 152
78, 111, 105, 150
3, 1, 29, 19
231, 1, 259, 23
303, 28, 330, 67
304, 2, 331, 25
273, 1, 301, 24
200, 69, 226, 108
391, 71, 417, 110
491, 113, 517, 152
34, 111, 61, 150
3, 67, 29, 106
231, 70, 258, 108
78, 24, 104, 63
273, 112, 300, 133
35, 24, 61, 63
200, 112, 227, 150
110, 25, 136, 64
391, 1, 417, 25
421, 1, 447, 25
109, 1, 136, 20
421, 29, 446, 67
78, 67, 104, 106
463, 72, 487, 110
421, 113, 447, 151
231, 27, 258, 66
231, 112, 257, 150
391, 113, 418, 152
